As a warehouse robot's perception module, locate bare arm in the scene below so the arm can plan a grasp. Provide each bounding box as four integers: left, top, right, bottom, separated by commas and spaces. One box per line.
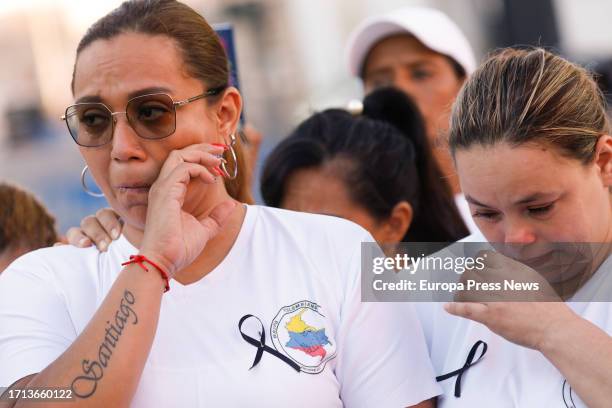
2, 143, 232, 407
12, 261, 165, 408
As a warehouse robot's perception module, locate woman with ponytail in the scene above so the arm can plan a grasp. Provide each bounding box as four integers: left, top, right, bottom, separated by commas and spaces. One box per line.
262, 87, 468, 244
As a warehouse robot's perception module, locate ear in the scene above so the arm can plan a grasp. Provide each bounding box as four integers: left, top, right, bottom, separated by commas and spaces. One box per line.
214, 86, 242, 142
377, 201, 413, 244
594, 134, 612, 188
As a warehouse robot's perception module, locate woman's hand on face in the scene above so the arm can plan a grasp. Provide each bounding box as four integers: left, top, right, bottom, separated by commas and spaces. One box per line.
65, 208, 123, 251
454, 250, 561, 303
139, 143, 235, 278
446, 251, 577, 351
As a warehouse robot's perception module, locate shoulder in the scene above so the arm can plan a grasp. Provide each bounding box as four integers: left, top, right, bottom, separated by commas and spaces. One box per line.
2, 245, 98, 281
249, 205, 375, 280
0, 244, 106, 303
0, 246, 105, 388
252, 205, 373, 246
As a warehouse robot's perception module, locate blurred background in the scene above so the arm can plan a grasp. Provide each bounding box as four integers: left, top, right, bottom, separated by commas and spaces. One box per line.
1, 0, 611, 233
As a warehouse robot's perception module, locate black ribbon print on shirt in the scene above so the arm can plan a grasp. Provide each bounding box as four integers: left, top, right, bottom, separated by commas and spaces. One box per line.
238, 314, 301, 372
436, 340, 488, 398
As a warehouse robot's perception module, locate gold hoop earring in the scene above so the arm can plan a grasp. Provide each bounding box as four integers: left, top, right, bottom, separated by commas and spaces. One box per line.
80, 165, 105, 198
220, 133, 238, 180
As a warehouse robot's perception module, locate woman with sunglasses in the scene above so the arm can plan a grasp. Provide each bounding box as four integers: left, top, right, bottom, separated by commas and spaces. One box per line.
70, 88, 468, 254
428, 48, 612, 407
0, 1, 439, 407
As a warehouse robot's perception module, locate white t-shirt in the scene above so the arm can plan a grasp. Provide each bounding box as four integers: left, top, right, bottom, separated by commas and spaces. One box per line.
0, 205, 440, 407
424, 255, 612, 407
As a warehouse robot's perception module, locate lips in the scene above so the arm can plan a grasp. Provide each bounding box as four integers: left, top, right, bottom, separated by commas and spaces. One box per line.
116, 184, 151, 193
114, 179, 153, 188
518, 251, 555, 269
115, 181, 151, 206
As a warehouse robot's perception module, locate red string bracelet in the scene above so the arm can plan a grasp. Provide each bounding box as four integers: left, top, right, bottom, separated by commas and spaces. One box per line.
122, 255, 170, 293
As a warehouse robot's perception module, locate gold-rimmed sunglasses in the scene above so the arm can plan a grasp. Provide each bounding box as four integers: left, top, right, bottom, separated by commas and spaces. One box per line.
61, 87, 224, 147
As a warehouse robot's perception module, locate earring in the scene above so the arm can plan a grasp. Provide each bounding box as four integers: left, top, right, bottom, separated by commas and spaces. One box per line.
80, 165, 105, 198
220, 133, 238, 180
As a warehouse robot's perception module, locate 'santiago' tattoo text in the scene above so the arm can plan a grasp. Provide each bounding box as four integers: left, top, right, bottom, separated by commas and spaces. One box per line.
71, 290, 138, 398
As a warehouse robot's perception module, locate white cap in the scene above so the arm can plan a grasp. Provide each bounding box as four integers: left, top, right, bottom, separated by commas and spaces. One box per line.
346, 7, 476, 78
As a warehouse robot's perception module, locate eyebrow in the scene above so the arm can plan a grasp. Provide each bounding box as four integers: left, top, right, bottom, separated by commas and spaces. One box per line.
513, 192, 559, 205
465, 195, 491, 208
365, 59, 436, 78
75, 86, 173, 104
466, 192, 559, 208
403, 60, 436, 70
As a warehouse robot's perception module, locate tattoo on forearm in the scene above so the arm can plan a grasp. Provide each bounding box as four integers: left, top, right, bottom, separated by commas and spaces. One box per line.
71, 290, 138, 398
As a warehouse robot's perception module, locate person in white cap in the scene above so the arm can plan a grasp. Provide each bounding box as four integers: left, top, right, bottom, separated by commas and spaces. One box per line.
346, 7, 482, 237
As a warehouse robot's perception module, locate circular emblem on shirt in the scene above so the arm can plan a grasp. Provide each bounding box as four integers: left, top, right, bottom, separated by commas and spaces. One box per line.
270, 300, 337, 374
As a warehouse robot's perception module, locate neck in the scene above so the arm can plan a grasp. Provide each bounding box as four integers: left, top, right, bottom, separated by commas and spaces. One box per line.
174, 202, 246, 285
122, 187, 247, 285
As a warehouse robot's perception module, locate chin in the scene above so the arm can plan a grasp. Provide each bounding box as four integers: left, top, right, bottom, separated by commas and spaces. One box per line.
121, 205, 148, 230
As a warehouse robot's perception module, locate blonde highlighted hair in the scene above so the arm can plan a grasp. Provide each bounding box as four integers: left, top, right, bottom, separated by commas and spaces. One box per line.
449, 47, 610, 163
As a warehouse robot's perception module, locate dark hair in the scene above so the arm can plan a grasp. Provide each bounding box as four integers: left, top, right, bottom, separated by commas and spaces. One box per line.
261, 87, 469, 242
449, 47, 610, 162
0, 182, 58, 252
72, 0, 252, 203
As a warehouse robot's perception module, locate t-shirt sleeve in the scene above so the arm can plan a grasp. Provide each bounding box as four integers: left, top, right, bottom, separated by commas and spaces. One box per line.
413, 302, 434, 355
0, 253, 76, 387
334, 232, 442, 408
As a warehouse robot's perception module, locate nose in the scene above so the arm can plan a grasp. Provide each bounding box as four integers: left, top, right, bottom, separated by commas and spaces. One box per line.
392, 76, 417, 99
503, 219, 537, 245
110, 115, 147, 162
